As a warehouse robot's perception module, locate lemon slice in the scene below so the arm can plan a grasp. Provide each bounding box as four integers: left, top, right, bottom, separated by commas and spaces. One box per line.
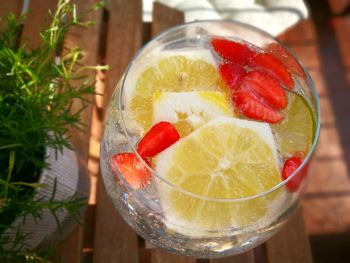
126, 55, 225, 132
155, 116, 282, 237
153, 91, 233, 137
273, 92, 315, 158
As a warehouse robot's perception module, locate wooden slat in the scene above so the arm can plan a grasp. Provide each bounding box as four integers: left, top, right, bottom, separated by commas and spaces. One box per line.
0, 0, 23, 27
64, 0, 103, 167
151, 2, 184, 35
265, 207, 313, 263
53, 0, 103, 262
277, 19, 317, 44
333, 17, 350, 67
308, 69, 328, 97
273, 9, 318, 263
288, 45, 321, 70
101, 0, 143, 108
20, 0, 58, 49
328, 0, 350, 14
150, 249, 196, 263
81, 204, 97, 262
305, 1, 350, 261
94, 184, 141, 263
315, 125, 344, 160
210, 252, 255, 263
302, 195, 349, 235
93, 0, 143, 262
305, 4, 350, 259
53, 227, 83, 263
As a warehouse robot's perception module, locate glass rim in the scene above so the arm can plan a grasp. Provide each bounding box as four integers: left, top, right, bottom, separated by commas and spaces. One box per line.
115, 19, 321, 203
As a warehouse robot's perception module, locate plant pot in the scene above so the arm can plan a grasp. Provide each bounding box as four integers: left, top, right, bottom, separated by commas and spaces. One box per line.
2, 145, 89, 249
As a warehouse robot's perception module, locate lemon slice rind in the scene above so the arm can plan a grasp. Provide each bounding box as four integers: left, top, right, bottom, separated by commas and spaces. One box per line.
123, 49, 217, 109
153, 91, 234, 134
155, 116, 282, 237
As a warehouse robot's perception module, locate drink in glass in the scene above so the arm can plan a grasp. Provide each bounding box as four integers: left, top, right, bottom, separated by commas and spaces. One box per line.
100, 21, 320, 258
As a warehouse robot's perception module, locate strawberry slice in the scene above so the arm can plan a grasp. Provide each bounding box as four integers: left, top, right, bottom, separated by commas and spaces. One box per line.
251, 53, 294, 89
219, 63, 246, 90
267, 43, 306, 80
282, 156, 305, 192
211, 38, 255, 65
112, 153, 151, 189
232, 87, 284, 123
137, 121, 180, 158
242, 70, 287, 110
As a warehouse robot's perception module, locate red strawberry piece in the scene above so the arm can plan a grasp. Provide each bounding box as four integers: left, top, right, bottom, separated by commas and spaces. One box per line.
232, 87, 284, 123
282, 156, 308, 192
137, 121, 180, 158
242, 70, 287, 110
251, 53, 294, 89
211, 38, 256, 65
112, 153, 151, 189
219, 63, 246, 90
267, 43, 306, 80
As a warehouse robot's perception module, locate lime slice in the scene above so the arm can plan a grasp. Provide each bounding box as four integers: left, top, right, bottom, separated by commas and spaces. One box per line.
126, 55, 225, 132
153, 91, 234, 137
273, 92, 315, 158
155, 116, 282, 236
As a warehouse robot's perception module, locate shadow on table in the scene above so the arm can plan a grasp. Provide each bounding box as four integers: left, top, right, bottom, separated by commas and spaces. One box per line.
310, 230, 350, 263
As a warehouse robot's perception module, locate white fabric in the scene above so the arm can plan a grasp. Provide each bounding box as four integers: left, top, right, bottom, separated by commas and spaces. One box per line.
143, 0, 308, 36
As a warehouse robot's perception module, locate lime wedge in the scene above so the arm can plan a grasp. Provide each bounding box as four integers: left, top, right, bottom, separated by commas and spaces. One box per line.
273, 92, 315, 158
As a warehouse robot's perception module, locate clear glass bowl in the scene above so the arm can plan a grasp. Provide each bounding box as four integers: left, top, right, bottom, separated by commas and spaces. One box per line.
100, 20, 320, 258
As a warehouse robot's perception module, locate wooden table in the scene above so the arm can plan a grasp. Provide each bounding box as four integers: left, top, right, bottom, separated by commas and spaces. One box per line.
0, 1, 314, 262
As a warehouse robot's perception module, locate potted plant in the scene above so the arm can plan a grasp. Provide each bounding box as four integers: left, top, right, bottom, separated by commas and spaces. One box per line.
0, 0, 106, 261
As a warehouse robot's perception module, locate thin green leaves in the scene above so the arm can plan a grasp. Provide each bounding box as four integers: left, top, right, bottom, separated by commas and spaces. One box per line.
0, 0, 106, 260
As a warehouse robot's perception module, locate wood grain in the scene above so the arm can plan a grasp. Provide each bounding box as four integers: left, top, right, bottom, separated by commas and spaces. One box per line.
150, 249, 196, 263
20, 0, 58, 49
308, 69, 328, 97
64, 0, 103, 166
0, 0, 23, 27
210, 252, 255, 263
287, 45, 321, 70
333, 16, 350, 67
93, 0, 143, 262
328, 0, 350, 14
102, 0, 143, 109
53, 226, 83, 263
151, 2, 184, 36
277, 19, 317, 44
53, 0, 103, 262
265, 207, 313, 263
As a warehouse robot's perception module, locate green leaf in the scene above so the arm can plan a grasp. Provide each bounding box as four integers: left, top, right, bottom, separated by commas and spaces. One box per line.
0, 144, 21, 150
11, 182, 47, 188
0, 0, 108, 259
